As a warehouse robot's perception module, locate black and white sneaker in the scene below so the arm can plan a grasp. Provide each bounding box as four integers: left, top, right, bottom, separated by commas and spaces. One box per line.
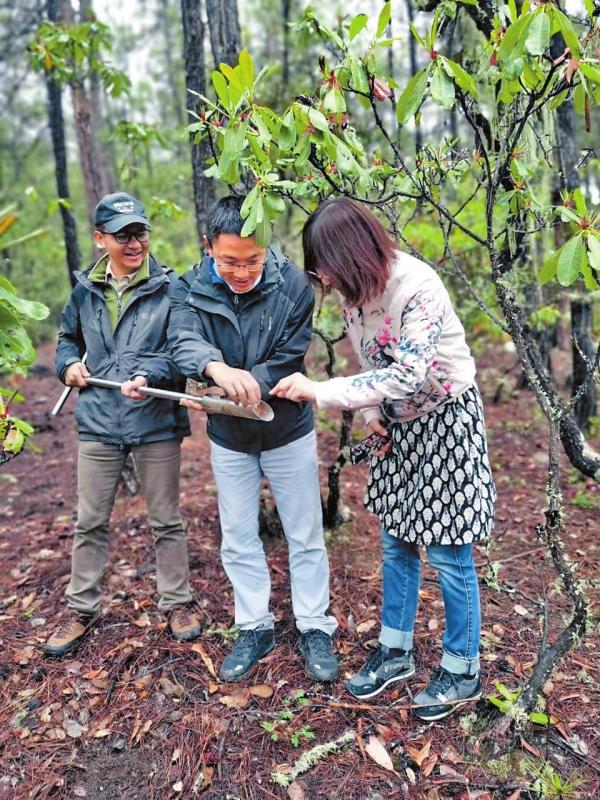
345, 645, 415, 699
413, 667, 482, 721
298, 629, 338, 682
219, 627, 275, 682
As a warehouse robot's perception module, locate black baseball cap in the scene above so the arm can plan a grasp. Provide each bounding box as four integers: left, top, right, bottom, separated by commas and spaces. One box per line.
94, 192, 151, 233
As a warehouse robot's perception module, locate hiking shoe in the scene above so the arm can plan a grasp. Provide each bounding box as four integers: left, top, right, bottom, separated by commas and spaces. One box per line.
345, 644, 415, 699
168, 603, 202, 642
413, 667, 482, 721
298, 629, 338, 682
219, 627, 275, 682
44, 610, 101, 657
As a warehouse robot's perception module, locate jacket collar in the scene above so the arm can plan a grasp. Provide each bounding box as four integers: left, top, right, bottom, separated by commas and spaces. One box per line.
74, 254, 167, 297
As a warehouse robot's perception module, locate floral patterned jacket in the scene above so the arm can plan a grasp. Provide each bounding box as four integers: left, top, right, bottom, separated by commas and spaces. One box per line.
313, 252, 476, 423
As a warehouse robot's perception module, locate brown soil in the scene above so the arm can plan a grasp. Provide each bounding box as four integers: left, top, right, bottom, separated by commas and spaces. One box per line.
0, 342, 598, 800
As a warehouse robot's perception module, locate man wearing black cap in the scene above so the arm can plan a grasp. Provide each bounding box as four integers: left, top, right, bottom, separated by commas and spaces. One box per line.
46, 192, 201, 656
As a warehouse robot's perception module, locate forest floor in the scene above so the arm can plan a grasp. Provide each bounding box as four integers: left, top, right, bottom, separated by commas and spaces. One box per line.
1, 342, 599, 800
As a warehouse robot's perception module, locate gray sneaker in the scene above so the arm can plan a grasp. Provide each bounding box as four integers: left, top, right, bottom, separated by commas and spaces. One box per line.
413, 667, 482, 721
345, 645, 415, 699
298, 629, 338, 682
219, 627, 275, 682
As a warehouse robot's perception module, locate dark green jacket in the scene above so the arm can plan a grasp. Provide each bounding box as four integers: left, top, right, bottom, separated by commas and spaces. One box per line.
55, 256, 190, 445
168, 246, 314, 453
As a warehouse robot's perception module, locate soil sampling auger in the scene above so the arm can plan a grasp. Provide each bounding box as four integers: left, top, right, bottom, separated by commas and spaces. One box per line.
52, 376, 275, 422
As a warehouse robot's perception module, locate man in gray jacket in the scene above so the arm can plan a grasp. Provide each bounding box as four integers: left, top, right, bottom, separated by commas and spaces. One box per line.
46, 192, 201, 657
169, 195, 338, 683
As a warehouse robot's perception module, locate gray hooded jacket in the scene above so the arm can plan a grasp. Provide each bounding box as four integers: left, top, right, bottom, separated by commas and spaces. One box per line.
55, 256, 190, 445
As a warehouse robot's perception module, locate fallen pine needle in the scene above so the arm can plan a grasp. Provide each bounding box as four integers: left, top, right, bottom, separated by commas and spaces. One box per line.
271, 730, 355, 787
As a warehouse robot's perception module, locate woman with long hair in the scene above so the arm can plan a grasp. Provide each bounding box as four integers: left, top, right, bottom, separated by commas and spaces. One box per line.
271, 197, 495, 721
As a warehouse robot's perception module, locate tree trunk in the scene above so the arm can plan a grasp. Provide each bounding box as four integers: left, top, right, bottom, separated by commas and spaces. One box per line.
59, 1, 107, 240
571, 299, 597, 429
70, 80, 108, 229
550, 35, 596, 430
46, 0, 81, 287
385, 17, 397, 118
205, 0, 241, 69
157, 0, 186, 129
79, 0, 115, 194
313, 329, 353, 529
79, 0, 117, 196
281, 0, 291, 89
404, 0, 422, 153
180, 0, 214, 242
556, 105, 596, 428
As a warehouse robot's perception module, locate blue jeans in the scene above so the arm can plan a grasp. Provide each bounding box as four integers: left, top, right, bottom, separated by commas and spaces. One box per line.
379, 529, 481, 675
210, 431, 337, 635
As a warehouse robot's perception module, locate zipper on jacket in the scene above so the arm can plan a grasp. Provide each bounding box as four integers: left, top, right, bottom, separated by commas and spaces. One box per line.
126, 307, 140, 346
255, 310, 266, 360
97, 308, 111, 356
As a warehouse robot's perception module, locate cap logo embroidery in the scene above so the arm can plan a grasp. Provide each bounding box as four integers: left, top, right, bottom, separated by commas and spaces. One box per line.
113, 200, 135, 213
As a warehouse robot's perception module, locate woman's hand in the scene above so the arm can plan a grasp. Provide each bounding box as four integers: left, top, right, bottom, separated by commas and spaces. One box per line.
270, 373, 316, 403
367, 418, 392, 456
121, 375, 148, 400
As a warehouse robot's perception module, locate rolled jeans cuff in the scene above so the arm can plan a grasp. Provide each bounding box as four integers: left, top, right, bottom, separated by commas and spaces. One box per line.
379, 625, 413, 651
441, 649, 480, 676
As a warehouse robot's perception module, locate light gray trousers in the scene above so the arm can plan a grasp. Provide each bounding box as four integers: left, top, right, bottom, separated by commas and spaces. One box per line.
66, 439, 193, 613
210, 431, 337, 635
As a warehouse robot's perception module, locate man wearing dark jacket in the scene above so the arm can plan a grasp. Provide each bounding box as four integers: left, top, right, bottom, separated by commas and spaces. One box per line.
169, 195, 338, 683
46, 192, 201, 657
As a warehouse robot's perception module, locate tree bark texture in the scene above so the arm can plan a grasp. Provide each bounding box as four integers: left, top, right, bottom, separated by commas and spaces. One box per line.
205, 0, 241, 69
404, 0, 422, 152
70, 80, 109, 230
570, 299, 598, 429
80, 0, 116, 194
281, 0, 291, 89
549, 28, 597, 431
46, 0, 81, 287
60, 0, 109, 238
181, 0, 214, 241
158, 0, 185, 128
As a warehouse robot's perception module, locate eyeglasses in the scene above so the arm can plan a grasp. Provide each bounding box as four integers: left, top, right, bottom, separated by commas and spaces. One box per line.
215, 259, 266, 275
306, 270, 334, 288
104, 228, 150, 245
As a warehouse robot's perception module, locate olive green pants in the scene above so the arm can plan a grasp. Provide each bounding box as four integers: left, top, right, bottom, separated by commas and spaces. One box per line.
65, 439, 193, 613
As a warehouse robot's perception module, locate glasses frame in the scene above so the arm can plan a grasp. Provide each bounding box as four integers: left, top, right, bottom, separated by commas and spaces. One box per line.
103, 228, 150, 245
306, 269, 334, 291
214, 258, 266, 276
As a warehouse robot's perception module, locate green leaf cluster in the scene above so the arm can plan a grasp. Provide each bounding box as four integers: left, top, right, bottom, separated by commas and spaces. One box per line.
185, 1, 599, 302
541, 191, 600, 289
29, 20, 130, 96
0, 204, 49, 459
0, 274, 49, 374
488, 683, 554, 727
